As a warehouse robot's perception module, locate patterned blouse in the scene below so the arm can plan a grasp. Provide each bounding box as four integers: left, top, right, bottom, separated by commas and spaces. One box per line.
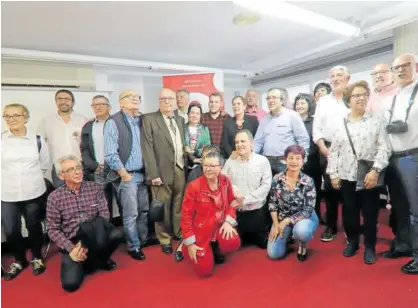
268, 172, 316, 223
326, 113, 391, 181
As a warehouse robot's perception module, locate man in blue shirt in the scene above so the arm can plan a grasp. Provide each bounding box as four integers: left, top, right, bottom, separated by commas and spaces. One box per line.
253, 88, 310, 175
104, 89, 148, 261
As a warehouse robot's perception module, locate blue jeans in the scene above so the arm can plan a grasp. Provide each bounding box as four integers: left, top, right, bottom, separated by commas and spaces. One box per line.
267, 212, 319, 260
113, 173, 149, 251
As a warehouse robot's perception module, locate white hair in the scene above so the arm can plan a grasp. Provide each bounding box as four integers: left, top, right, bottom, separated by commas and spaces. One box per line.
55, 155, 82, 174
329, 65, 351, 75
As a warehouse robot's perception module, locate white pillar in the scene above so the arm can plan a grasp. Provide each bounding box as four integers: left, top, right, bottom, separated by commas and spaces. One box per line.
393, 21, 418, 57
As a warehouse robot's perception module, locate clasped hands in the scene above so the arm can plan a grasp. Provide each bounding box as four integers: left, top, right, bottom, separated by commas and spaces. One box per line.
69, 241, 88, 262
331, 170, 378, 190
230, 185, 244, 209
268, 218, 292, 242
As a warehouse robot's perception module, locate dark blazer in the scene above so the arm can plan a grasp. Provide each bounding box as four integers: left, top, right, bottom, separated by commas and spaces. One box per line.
141, 111, 188, 186
220, 114, 259, 158
81, 119, 99, 180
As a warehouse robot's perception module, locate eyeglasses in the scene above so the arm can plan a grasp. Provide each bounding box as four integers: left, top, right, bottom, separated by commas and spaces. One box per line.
351, 93, 369, 99
3, 114, 24, 121
391, 62, 411, 72
159, 97, 176, 101
203, 164, 221, 169
121, 94, 141, 101
91, 103, 109, 108
56, 97, 72, 102
62, 165, 82, 174
370, 70, 389, 76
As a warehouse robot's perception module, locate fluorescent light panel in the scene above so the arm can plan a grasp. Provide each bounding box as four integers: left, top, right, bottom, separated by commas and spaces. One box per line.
234, 1, 361, 37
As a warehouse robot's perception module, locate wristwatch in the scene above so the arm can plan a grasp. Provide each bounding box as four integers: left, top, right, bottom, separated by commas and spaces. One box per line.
371, 167, 381, 173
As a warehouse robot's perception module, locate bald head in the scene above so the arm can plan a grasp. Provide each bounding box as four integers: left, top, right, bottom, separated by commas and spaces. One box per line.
392, 53, 417, 88
119, 89, 141, 115
159, 88, 176, 116
371, 63, 392, 91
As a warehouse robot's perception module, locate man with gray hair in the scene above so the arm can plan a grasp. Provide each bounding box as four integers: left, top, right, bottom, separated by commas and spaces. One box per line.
380, 53, 418, 275
46, 155, 123, 292
175, 89, 190, 123
223, 129, 272, 248
313, 65, 351, 242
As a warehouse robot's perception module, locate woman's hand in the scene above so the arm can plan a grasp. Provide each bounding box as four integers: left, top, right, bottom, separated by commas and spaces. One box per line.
220, 222, 238, 240
331, 177, 341, 190
230, 199, 242, 209
269, 224, 280, 242
187, 244, 203, 264
278, 218, 291, 239
193, 158, 202, 164
364, 170, 378, 189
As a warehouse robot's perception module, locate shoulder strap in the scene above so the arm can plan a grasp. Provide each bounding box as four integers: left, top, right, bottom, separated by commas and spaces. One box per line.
36, 135, 42, 153
343, 118, 357, 159
405, 82, 418, 121
388, 95, 396, 124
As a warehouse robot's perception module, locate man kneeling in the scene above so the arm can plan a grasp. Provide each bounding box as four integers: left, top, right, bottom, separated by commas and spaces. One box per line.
46, 155, 124, 292
181, 152, 241, 277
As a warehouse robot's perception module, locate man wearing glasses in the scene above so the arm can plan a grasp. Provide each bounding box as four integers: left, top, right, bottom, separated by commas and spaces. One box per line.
104, 90, 149, 261
367, 63, 397, 114
141, 88, 187, 255
380, 53, 418, 275
38, 89, 88, 187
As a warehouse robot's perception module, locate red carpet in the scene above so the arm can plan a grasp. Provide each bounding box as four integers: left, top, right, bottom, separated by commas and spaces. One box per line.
2, 209, 417, 308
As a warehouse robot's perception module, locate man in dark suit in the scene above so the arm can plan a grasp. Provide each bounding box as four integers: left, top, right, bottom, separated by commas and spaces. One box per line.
80, 95, 117, 215
141, 88, 187, 255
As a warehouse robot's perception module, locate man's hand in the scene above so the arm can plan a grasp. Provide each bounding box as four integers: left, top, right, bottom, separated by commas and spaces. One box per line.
319, 146, 329, 158
230, 200, 242, 209
152, 177, 163, 186
69, 242, 88, 262
185, 146, 194, 154
95, 164, 104, 174
187, 244, 204, 264
331, 177, 341, 190
121, 173, 132, 183
220, 222, 238, 240
230, 151, 239, 160
364, 170, 378, 189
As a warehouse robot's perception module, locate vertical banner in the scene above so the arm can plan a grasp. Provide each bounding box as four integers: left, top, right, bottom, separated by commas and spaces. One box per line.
162, 72, 224, 113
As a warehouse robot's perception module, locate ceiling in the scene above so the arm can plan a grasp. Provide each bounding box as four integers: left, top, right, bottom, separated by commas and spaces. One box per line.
1, 1, 416, 74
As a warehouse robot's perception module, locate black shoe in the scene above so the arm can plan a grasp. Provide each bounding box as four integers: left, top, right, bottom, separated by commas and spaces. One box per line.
3, 261, 28, 281
161, 244, 173, 255
364, 247, 377, 265
210, 242, 225, 264
129, 249, 146, 261
401, 260, 418, 275
343, 242, 359, 257
140, 238, 159, 249
31, 259, 46, 276
174, 243, 184, 262
287, 236, 295, 245
321, 228, 336, 242
381, 249, 412, 259
100, 259, 117, 271
297, 244, 308, 262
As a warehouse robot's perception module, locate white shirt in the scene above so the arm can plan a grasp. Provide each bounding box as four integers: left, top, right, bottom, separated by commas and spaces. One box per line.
222, 153, 272, 211
1, 130, 49, 202
92, 120, 105, 165
313, 93, 350, 143
37, 111, 88, 162
381, 79, 418, 152
326, 113, 391, 181
163, 115, 184, 168
177, 109, 188, 124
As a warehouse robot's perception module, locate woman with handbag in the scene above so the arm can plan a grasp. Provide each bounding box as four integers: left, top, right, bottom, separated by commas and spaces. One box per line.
2, 103, 49, 280
327, 81, 391, 264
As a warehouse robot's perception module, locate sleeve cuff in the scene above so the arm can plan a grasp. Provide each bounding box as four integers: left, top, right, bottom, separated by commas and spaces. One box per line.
183, 235, 196, 246
64, 241, 75, 253
225, 215, 237, 227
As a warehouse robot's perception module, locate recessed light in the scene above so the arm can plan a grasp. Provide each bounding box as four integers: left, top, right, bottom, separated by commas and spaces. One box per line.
233, 12, 261, 26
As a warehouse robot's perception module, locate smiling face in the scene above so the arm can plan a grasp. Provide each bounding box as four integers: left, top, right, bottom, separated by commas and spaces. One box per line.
371, 63, 392, 90
329, 68, 350, 93
58, 159, 83, 184
159, 88, 176, 115
202, 156, 222, 181
55, 91, 74, 113
119, 90, 141, 113
266, 89, 282, 113
286, 152, 304, 173
349, 86, 369, 114
209, 95, 222, 114
295, 98, 309, 116
235, 131, 252, 157
232, 97, 246, 116
3, 106, 27, 131
392, 54, 416, 88
188, 105, 201, 125
91, 97, 111, 118
314, 87, 329, 101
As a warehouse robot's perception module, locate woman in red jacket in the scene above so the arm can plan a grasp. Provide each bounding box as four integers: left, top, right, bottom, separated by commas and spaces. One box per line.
181, 152, 241, 277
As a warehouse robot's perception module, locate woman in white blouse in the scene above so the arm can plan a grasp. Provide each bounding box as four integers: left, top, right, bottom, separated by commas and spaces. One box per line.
327, 81, 391, 265
1, 103, 49, 280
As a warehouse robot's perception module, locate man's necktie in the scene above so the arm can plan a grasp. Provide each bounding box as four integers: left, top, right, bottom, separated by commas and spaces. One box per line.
169, 117, 177, 135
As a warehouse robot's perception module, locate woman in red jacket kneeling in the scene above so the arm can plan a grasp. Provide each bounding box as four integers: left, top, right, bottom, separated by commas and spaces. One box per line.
181, 152, 241, 277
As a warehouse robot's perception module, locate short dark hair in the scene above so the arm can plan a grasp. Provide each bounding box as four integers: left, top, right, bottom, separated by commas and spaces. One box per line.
188, 102, 203, 115
284, 145, 306, 159
232, 95, 246, 105
55, 89, 75, 103
92, 95, 110, 105
235, 129, 253, 141
313, 83, 332, 96
294, 93, 315, 115
209, 92, 222, 100
202, 144, 220, 155
177, 89, 190, 96
203, 151, 224, 166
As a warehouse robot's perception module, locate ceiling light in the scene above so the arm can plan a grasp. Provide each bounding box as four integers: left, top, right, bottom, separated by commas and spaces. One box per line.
233, 12, 261, 26
234, 0, 361, 37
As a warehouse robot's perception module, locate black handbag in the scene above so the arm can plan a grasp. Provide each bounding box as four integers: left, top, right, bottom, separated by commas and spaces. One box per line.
343, 119, 386, 191
149, 186, 165, 222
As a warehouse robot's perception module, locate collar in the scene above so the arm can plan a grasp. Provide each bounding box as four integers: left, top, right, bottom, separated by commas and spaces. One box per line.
275, 171, 311, 186
375, 82, 396, 94
56, 111, 74, 120
94, 116, 109, 123
122, 110, 139, 123
246, 105, 258, 113
63, 181, 84, 194
237, 152, 254, 162
397, 79, 418, 93
268, 107, 286, 118
3, 129, 30, 139
345, 111, 370, 122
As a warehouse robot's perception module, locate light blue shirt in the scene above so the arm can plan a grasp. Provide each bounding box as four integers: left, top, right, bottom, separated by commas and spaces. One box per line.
104, 111, 143, 172
253, 108, 310, 157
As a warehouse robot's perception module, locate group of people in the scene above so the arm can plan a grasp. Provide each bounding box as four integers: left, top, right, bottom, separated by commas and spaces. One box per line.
1, 52, 417, 292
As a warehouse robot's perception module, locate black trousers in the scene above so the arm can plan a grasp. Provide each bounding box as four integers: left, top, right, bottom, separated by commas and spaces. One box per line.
320, 152, 341, 233
304, 154, 323, 218
385, 156, 412, 253
237, 207, 270, 249
340, 180, 380, 247
1, 196, 44, 263
60, 227, 123, 292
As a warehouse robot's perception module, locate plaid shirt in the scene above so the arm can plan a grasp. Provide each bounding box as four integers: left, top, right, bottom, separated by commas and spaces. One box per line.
201, 112, 230, 147
46, 181, 109, 252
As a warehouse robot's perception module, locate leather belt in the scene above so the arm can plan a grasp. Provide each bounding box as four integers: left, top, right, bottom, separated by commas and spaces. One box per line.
392, 148, 418, 158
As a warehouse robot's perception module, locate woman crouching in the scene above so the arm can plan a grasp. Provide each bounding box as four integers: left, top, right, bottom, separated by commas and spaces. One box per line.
267, 145, 319, 261
180, 152, 241, 277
